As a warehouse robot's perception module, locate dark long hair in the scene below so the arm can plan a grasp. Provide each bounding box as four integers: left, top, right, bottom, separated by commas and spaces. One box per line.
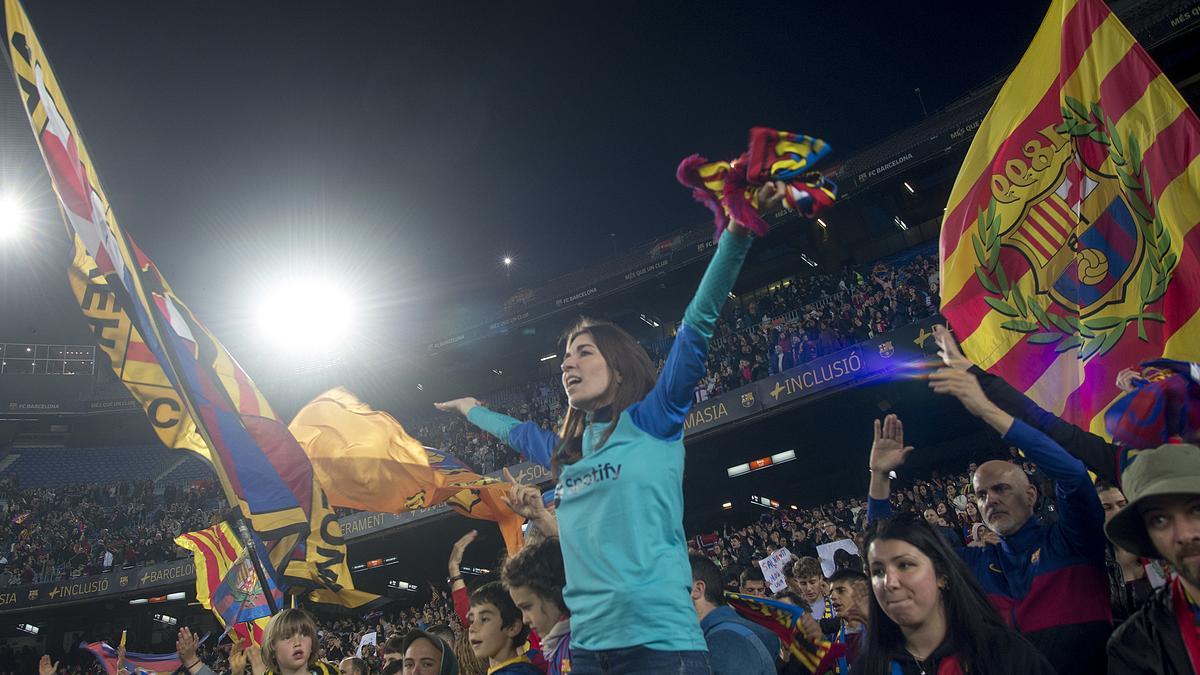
854, 514, 1010, 675
552, 318, 656, 474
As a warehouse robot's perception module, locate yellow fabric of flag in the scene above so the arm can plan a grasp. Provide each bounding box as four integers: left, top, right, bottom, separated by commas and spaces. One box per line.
68, 237, 209, 458
290, 388, 526, 554
939, 0, 1200, 435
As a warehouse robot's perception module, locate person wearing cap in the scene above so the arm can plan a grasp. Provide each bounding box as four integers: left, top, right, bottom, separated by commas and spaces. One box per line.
1104, 443, 1200, 674
402, 628, 460, 675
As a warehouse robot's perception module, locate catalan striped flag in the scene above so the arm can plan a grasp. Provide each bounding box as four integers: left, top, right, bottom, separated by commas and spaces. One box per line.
176, 523, 282, 648
939, 0, 1200, 437
4, 0, 374, 609
725, 593, 843, 674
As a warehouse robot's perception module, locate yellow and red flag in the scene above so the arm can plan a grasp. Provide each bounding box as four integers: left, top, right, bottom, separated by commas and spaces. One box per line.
175, 522, 281, 649
940, 0, 1200, 436
289, 388, 525, 554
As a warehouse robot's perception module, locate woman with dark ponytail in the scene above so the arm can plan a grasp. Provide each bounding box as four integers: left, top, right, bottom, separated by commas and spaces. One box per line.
854, 514, 1055, 675
435, 183, 787, 674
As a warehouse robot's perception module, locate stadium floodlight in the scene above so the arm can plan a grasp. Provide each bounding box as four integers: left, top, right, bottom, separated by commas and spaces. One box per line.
638, 314, 660, 328
539, 353, 558, 362
894, 216, 909, 231
816, 218, 828, 229
721, 501, 733, 510
800, 254, 818, 268
258, 277, 355, 353
387, 580, 418, 592
903, 181, 916, 194
0, 193, 26, 241
17, 623, 39, 635
152, 614, 178, 626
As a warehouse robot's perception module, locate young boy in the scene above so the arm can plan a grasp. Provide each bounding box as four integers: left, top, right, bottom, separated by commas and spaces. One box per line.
502, 537, 571, 675
467, 581, 541, 674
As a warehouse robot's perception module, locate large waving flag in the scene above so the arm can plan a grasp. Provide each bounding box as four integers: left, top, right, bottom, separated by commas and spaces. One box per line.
4, 0, 374, 608
725, 593, 843, 674
939, 0, 1200, 437
176, 522, 283, 648
289, 388, 525, 554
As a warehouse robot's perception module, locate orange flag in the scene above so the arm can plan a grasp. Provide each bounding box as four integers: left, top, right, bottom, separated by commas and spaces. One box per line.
939, 0, 1200, 437
289, 388, 525, 554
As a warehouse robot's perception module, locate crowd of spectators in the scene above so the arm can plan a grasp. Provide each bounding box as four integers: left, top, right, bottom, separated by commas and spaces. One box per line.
0, 477, 222, 586
692, 252, 939, 398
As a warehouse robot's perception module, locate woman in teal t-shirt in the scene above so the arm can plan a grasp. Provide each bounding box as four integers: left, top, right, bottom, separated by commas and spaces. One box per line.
436, 184, 783, 675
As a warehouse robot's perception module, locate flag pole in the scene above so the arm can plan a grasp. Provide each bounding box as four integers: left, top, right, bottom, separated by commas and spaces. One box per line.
230, 515, 280, 615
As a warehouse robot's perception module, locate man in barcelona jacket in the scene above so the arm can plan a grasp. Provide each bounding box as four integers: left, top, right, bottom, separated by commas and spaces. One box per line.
865, 367, 1111, 675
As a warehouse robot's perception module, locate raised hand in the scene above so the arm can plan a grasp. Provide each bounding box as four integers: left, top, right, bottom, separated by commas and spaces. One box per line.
756, 181, 789, 213
928, 368, 993, 418
176, 627, 200, 668
247, 647, 266, 675
448, 530, 478, 575
500, 467, 545, 520
798, 613, 823, 642
433, 397, 481, 417
933, 324, 972, 371
869, 415, 914, 473
39, 655, 59, 675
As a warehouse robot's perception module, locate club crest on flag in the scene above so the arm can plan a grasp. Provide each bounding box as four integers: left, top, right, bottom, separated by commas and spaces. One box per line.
969, 97, 1177, 361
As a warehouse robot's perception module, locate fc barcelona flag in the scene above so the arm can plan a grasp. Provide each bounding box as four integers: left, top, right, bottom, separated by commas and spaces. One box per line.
176, 523, 283, 648
939, 0, 1200, 437
725, 593, 843, 674
3, 0, 375, 608
82, 640, 188, 675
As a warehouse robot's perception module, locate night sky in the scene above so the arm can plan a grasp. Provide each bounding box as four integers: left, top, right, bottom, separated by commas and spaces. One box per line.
0, 1, 1048, 372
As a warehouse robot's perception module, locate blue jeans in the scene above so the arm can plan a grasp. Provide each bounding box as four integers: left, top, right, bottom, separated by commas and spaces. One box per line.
570, 646, 711, 675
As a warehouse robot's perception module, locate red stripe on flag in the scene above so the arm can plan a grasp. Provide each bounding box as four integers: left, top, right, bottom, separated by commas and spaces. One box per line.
183, 531, 225, 603
1098, 45, 1163, 123
1041, 197, 1076, 240
942, 0, 1107, 262
232, 366, 261, 417
979, 306, 1079, 393
125, 339, 157, 364
1058, 319, 1169, 428
1023, 211, 1059, 260
942, 245, 1035, 339
243, 416, 315, 515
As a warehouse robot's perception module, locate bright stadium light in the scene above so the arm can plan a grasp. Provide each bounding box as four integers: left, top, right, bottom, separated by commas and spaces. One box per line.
258, 277, 355, 352
0, 194, 26, 240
